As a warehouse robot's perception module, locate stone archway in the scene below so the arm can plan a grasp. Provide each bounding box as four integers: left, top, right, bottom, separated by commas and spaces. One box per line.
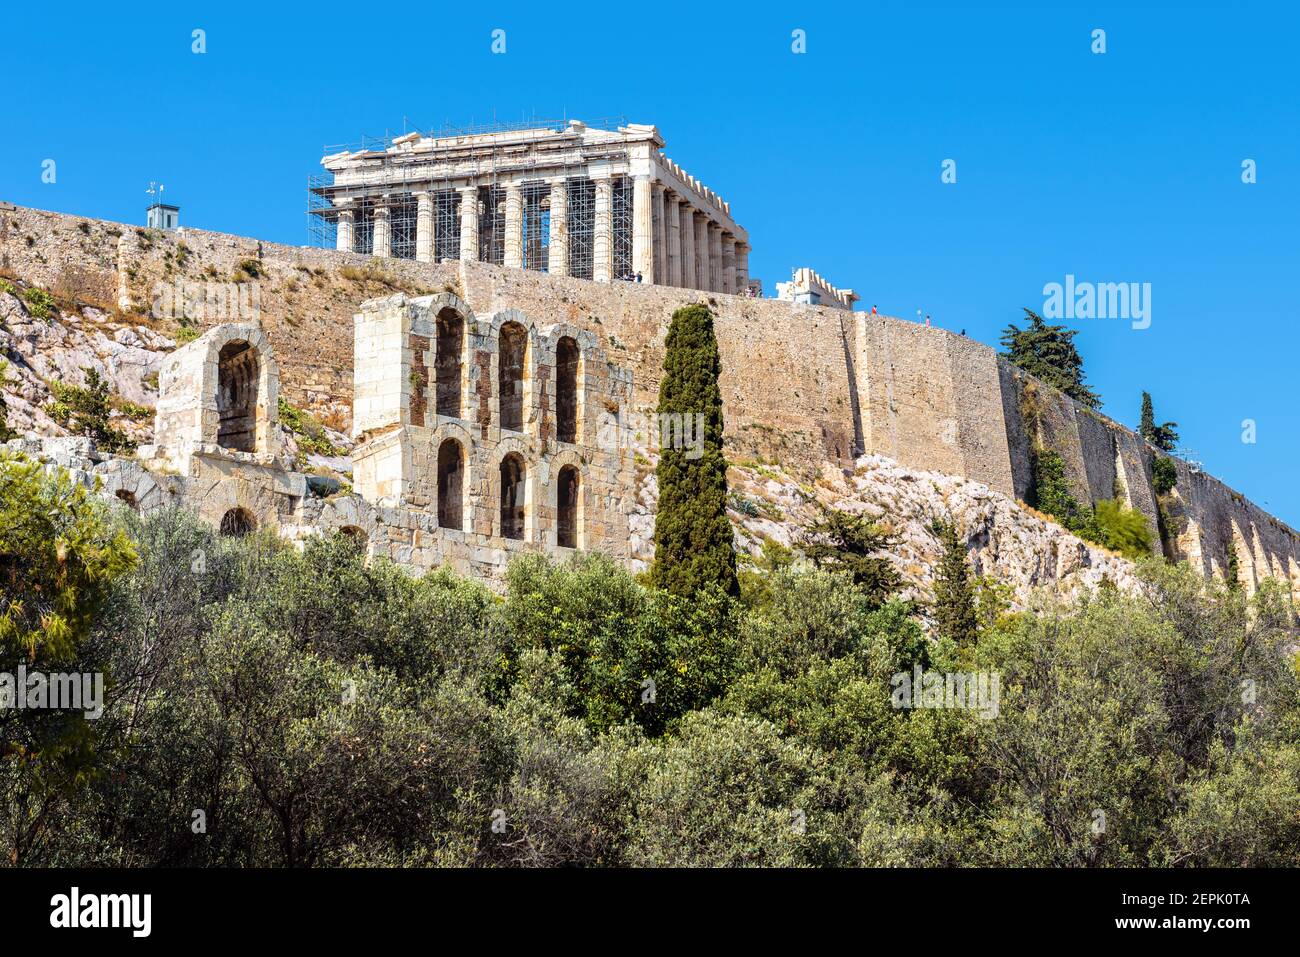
216, 340, 259, 452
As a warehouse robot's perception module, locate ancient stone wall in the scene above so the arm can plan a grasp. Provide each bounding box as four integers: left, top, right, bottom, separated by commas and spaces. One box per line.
4, 202, 1300, 596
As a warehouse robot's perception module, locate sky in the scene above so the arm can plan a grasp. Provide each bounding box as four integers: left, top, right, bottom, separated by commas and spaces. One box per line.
6, 1, 1298, 522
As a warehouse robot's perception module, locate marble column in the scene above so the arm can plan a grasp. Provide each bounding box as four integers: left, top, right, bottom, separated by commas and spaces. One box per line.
458, 187, 478, 262
735, 242, 750, 294
708, 224, 723, 292
415, 191, 434, 263
652, 184, 667, 286
666, 193, 681, 286
548, 179, 568, 277
503, 182, 524, 269
372, 201, 391, 259
593, 175, 613, 283
336, 207, 354, 253
694, 214, 710, 291
721, 234, 736, 294
679, 204, 696, 291
632, 175, 654, 282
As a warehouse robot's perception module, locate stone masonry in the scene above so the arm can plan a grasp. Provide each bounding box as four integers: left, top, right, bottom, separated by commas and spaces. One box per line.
2, 200, 1299, 597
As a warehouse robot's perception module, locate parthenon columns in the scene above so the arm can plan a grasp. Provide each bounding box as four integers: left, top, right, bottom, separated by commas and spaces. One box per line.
503, 182, 524, 269
372, 202, 391, 259
632, 175, 654, 282
652, 184, 667, 284
666, 196, 682, 286
415, 192, 433, 264
679, 203, 696, 290
593, 175, 613, 283
458, 187, 478, 263
708, 223, 723, 292
336, 208, 354, 253
694, 214, 709, 291
735, 242, 750, 292
548, 179, 568, 277
721, 234, 736, 294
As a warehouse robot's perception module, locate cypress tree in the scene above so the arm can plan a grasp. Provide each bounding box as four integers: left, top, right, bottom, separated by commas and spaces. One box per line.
650, 304, 738, 598
1139, 391, 1180, 452
931, 519, 978, 646
1139, 392, 1156, 442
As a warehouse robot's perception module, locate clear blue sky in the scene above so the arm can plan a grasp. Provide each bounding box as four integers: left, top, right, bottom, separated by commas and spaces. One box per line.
6, 2, 1298, 522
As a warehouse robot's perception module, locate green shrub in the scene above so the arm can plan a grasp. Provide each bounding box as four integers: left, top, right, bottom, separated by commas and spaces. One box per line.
45, 367, 136, 453
1029, 446, 1088, 533
1083, 499, 1154, 560
1152, 456, 1177, 495
23, 286, 56, 321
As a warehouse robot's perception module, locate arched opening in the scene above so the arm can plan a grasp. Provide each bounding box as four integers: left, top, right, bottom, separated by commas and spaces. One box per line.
217, 340, 259, 452
556, 336, 579, 444
437, 438, 464, 530
435, 308, 463, 418
499, 453, 526, 541
339, 525, 367, 550
219, 507, 256, 538
557, 465, 580, 549
498, 322, 528, 433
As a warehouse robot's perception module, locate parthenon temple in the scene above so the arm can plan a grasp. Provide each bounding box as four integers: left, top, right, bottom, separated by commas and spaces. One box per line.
308, 119, 751, 293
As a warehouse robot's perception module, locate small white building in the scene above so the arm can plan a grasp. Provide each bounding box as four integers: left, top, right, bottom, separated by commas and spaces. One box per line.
146, 203, 180, 231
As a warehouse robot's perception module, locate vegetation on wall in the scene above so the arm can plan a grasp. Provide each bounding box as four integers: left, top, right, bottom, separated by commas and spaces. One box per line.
278, 396, 343, 468
1000, 309, 1100, 408
1139, 391, 1180, 452
1029, 445, 1153, 559
1151, 455, 1178, 496
2, 453, 1298, 868
651, 304, 737, 598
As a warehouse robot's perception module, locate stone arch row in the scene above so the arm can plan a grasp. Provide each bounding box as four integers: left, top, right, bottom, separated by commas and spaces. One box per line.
406, 293, 606, 445
427, 421, 586, 549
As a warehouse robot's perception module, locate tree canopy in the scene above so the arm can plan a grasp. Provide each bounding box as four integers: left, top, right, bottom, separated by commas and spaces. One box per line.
1000, 309, 1100, 408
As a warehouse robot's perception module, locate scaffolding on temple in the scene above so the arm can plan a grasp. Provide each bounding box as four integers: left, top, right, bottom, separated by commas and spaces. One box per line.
522, 182, 550, 271
307, 115, 644, 280
566, 177, 595, 280
611, 177, 634, 280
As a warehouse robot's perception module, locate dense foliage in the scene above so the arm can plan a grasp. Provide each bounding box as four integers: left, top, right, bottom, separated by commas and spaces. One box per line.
1001, 309, 1100, 408
650, 304, 737, 598
3, 454, 1298, 867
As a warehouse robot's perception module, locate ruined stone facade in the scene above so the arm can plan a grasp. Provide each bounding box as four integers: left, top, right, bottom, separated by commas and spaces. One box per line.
311, 120, 750, 292
127, 293, 634, 580
347, 292, 633, 566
